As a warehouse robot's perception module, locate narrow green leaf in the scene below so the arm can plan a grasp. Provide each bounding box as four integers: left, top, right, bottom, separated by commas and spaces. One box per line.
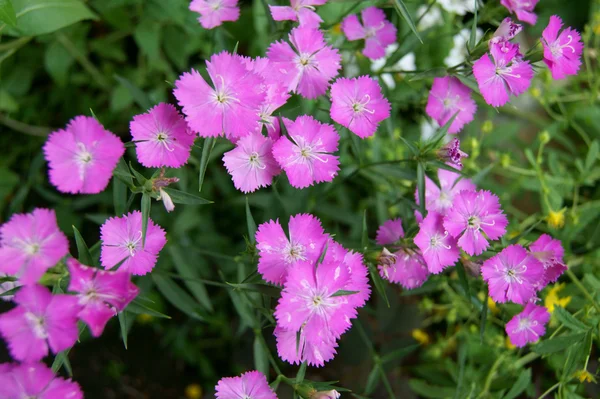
126, 300, 171, 319
7, 0, 96, 36
0, 276, 16, 284
113, 158, 134, 187
455, 261, 471, 298
141, 193, 151, 247
408, 380, 456, 398
391, 0, 422, 43
245, 197, 257, 244
454, 341, 467, 399
398, 135, 419, 156
364, 365, 381, 395
118, 312, 128, 349
228, 282, 282, 297
409, 67, 447, 82
381, 343, 420, 364
198, 137, 216, 192
169, 245, 213, 312
533, 332, 586, 354
51, 350, 73, 376
152, 274, 205, 321
129, 162, 147, 185
232, 41, 240, 54
253, 334, 269, 376
585, 140, 599, 170
368, 263, 390, 308
115, 74, 153, 110
331, 290, 359, 297
553, 306, 588, 332
423, 112, 458, 152
0, 0, 17, 28
72, 226, 93, 266
295, 362, 307, 384
454, 75, 479, 93
0, 286, 20, 297
162, 187, 212, 205
502, 369, 532, 399
315, 240, 329, 266
113, 178, 127, 216
480, 287, 488, 343
417, 162, 426, 217
361, 209, 368, 250
468, 0, 478, 50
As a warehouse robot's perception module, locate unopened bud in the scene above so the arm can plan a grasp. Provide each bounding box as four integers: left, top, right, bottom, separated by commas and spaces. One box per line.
539, 131, 551, 144
378, 247, 397, 266
159, 188, 175, 213
311, 390, 341, 399
438, 138, 468, 168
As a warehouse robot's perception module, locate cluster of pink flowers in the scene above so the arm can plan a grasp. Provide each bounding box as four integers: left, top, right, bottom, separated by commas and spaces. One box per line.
255, 214, 370, 367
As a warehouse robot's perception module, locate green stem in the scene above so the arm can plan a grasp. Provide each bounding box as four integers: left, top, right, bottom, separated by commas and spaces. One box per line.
538, 382, 560, 399
0, 113, 51, 136
566, 269, 600, 313
478, 353, 507, 398
56, 33, 110, 89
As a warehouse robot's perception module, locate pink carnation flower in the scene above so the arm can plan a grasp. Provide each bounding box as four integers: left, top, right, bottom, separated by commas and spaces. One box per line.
341, 7, 397, 60
0, 208, 69, 285
492, 17, 523, 43
174, 51, 265, 139
541, 15, 583, 80
130, 103, 195, 168
500, 0, 539, 25
67, 258, 139, 337
0, 362, 83, 399
215, 370, 277, 399
505, 303, 550, 347
267, 26, 341, 99
482, 244, 545, 304
189, 0, 240, 29
379, 249, 429, 289
100, 211, 167, 275
529, 234, 567, 286
414, 212, 460, 274
272, 116, 340, 189
275, 325, 338, 367
443, 190, 508, 256
473, 41, 533, 107
425, 77, 477, 134
255, 213, 328, 285
438, 138, 469, 168
222, 132, 281, 193
375, 218, 404, 245
330, 76, 391, 138
0, 285, 80, 362
43, 116, 125, 194
269, 0, 327, 28
417, 169, 476, 216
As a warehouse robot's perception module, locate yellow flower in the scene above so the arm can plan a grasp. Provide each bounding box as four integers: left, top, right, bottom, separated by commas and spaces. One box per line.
185, 384, 203, 399
544, 283, 571, 313
412, 329, 431, 345
547, 208, 566, 229
505, 336, 516, 350
575, 370, 596, 383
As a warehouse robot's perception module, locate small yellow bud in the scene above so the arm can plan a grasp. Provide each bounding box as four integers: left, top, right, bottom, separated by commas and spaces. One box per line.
488, 297, 499, 315
505, 336, 516, 350
412, 328, 431, 345
136, 313, 154, 324
575, 370, 596, 383
393, 127, 402, 139
185, 384, 202, 399
481, 120, 493, 134
530, 87, 541, 98
539, 131, 551, 144
500, 153, 511, 168
547, 208, 566, 229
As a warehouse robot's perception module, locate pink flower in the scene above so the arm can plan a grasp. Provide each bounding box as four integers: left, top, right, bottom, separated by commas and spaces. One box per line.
482, 244, 545, 304
67, 258, 139, 337
43, 116, 125, 194
417, 169, 476, 216
189, 0, 240, 29
541, 15, 583, 80
272, 116, 340, 188
529, 234, 567, 286
0, 362, 83, 399
100, 211, 167, 275
379, 249, 429, 289
275, 325, 337, 367
130, 103, 195, 168
500, 0, 539, 25
414, 212, 460, 274
0, 208, 69, 285
222, 132, 281, 193
443, 190, 508, 256
215, 370, 277, 399
330, 76, 391, 138
473, 41, 533, 107
0, 285, 80, 362
492, 17, 523, 43
438, 138, 469, 168
267, 26, 341, 99
269, 0, 327, 28
173, 51, 265, 139
341, 7, 397, 60
425, 77, 477, 134
505, 303, 550, 347
375, 218, 404, 245
255, 214, 328, 285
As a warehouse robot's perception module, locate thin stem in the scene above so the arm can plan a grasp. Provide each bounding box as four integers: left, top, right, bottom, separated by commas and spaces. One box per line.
566, 269, 600, 313
56, 33, 110, 89
478, 353, 507, 398
538, 382, 560, 399
0, 113, 51, 137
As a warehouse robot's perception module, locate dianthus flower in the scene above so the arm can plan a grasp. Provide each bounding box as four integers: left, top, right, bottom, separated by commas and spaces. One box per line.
444, 190, 508, 256
269, 0, 327, 28
482, 244, 545, 304
130, 103, 195, 168
174, 51, 265, 139
330, 76, 391, 138
541, 15, 583, 80
189, 0, 240, 29
505, 303, 550, 347
0, 284, 80, 362
43, 116, 124, 194
414, 212, 460, 274
417, 169, 476, 216
100, 211, 167, 275
215, 370, 277, 399
272, 116, 340, 188
379, 249, 429, 289
341, 7, 397, 60
275, 325, 338, 367
375, 218, 404, 245
491, 17, 523, 43
0, 362, 83, 399
0, 208, 68, 285
267, 26, 341, 99
255, 213, 328, 285
425, 77, 477, 134
67, 258, 139, 337
222, 132, 281, 193
437, 138, 469, 168
472, 41, 533, 107
500, 0, 539, 25
529, 234, 567, 286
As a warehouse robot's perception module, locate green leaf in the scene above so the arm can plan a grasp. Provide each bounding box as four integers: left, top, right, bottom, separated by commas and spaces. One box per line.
585, 140, 598, 170
295, 362, 307, 384
72, 225, 93, 266
113, 158, 134, 187
480, 287, 488, 343
364, 365, 381, 395
118, 312, 128, 349
468, 0, 478, 50
7, 0, 96, 36
368, 263, 389, 307
253, 334, 269, 376
44, 40, 74, 86
162, 187, 212, 205
408, 380, 456, 398
113, 178, 127, 216
152, 274, 205, 321
502, 369, 531, 399
454, 341, 467, 399
533, 332, 587, 354
141, 193, 151, 247
0, 0, 17, 28
417, 162, 426, 217
381, 343, 420, 364
228, 282, 282, 298
126, 300, 171, 319
331, 290, 359, 297
169, 245, 213, 312
245, 197, 257, 244
51, 350, 73, 376
198, 137, 216, 192
553, 306, 589, 332
129, 162, 147, 185
361, 209, 368, 250
409, 67, 447, 82
114, 75, 153, 110
391, 0, 422, 43
455, 261, 471, 299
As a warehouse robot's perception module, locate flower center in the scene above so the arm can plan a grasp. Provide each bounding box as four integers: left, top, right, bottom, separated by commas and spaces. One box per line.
312, 295, 323, 307
467, 215, 480, 229
24, 242, 40, 256
210, 0, 222, 11
283, 242, 306, 263
25, 312, 48, 340
248, 152, 266, 169
296, 53, 314, 68
351, 94, 375, 115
